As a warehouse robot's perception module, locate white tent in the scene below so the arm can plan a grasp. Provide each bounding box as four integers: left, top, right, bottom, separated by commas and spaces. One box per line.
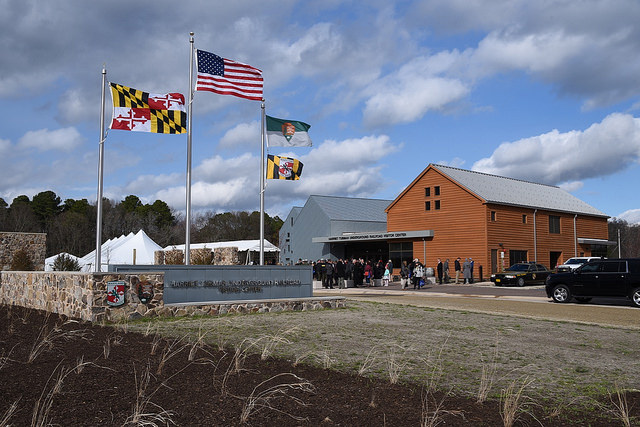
73, 229, 162, 272
44, 252, 82, 271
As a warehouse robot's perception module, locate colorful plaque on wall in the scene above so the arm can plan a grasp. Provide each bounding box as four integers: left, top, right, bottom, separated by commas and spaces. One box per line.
106, 281, 126, 307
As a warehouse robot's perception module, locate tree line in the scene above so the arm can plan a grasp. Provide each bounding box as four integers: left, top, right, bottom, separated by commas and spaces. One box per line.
607, 218, 640, 258
0, 191, 283, 258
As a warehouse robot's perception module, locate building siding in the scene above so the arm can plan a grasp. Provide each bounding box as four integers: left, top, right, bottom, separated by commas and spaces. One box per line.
387, 165, 610, 278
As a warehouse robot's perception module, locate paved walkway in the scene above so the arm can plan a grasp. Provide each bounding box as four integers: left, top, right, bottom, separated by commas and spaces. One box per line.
314, 281, 640, 330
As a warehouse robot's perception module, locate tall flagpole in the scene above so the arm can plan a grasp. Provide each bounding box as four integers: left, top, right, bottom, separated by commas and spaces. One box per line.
185, 32, 195, 265
95, 65, 107, 272
259, 100, 265, 265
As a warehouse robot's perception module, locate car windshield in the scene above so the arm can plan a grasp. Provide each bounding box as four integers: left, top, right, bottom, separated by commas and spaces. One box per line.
507, 264, 530, 271
565, 259, 586, 265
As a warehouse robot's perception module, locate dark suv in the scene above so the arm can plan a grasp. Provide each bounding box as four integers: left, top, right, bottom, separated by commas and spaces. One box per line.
545, 258, 640, 307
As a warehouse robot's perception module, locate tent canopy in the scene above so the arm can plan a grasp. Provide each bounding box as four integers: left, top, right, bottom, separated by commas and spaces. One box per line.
46, 230, 162, 272
164, 239, 280, 253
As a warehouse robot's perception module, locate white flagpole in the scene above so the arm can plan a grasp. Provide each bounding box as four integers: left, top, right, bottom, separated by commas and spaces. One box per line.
95, 65, 107, 272
185, 32, 195, 265
259, 100, 265, 265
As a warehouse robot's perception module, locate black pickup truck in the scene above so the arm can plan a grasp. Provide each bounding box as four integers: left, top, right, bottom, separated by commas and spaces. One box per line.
545, 258, 640, 307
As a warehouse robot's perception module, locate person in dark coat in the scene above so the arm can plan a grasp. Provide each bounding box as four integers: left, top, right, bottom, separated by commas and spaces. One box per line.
454, 257, 462, 284
436, 258, 443, 284
353, 259, 364, 287
336, 259, 346, 289
325, 260, 335, 289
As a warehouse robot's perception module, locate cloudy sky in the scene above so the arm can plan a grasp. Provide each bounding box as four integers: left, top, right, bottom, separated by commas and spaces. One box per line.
2, 0, 640, 224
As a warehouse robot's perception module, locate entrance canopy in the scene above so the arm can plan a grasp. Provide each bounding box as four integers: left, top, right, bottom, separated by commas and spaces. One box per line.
312, 229, 433, 243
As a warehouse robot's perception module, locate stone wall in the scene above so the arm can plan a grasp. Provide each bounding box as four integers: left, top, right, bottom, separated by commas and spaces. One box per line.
155, 247, 239, 265
0, 232, 46, 271
0, 271, 345, 323
214, 247, 238, 265
0, 271, 163, 323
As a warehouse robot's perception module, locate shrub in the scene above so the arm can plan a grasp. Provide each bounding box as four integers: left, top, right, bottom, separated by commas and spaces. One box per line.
52, 253, 81, 271
10, 248, 35, 271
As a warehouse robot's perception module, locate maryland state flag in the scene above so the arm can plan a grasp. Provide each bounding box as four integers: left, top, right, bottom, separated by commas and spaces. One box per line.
109, 83, 187, 134
266, 154, 303, 180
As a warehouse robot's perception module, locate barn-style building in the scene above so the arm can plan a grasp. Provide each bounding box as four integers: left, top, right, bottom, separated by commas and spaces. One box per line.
385, 164, 612, 276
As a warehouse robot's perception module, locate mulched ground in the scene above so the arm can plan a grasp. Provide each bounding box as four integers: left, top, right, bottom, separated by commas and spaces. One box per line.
0, 305, 636, 426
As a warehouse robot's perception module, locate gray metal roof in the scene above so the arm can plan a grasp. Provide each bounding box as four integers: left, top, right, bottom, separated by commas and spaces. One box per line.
432, 164, 608, 217
309, 195, 391, 222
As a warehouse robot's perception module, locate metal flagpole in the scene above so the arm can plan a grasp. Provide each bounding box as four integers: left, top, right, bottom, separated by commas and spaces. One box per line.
185, 32, 195, 265
259, 100, 265, 265
95, 65, 107, 272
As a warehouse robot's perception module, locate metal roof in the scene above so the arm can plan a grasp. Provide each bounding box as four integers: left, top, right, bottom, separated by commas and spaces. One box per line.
309, 195, 392, 222
432, 164, 608, 217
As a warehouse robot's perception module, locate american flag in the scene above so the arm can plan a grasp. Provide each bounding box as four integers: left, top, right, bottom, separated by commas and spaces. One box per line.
196, 49, 263, 101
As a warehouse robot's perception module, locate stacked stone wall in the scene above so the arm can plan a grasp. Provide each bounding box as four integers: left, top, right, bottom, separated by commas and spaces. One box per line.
214, 247, 238, 265
0, 232, 46, 271
0, 271, 344, 323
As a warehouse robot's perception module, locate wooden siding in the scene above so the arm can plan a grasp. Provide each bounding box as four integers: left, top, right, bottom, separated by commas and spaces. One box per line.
387, 166, 609, 276
387, 167, 490, 277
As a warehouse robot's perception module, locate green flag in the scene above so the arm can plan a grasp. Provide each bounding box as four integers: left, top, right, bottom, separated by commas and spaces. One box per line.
266, 115, 312, 147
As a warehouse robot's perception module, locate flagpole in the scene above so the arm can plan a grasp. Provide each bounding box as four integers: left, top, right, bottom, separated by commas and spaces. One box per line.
259, 100, 265, 265
95, 65, 107, 272
185, 32, 195, 265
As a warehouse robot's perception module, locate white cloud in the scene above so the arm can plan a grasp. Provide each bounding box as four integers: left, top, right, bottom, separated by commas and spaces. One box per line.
558, 181, 584, 192
219, 121, 260, 149
363, 55, 470, 127
0, 138, 10, 153
473, 113, 640, 184
17, 127, 84, 151
617, 209, 640, 224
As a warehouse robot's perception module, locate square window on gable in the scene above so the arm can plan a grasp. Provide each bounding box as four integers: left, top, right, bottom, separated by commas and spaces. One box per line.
491, 211, 496, 221
435, 200, 441, 210
425, 187, 431, 197
434, 186, 440, 196
425, 201, 431, 211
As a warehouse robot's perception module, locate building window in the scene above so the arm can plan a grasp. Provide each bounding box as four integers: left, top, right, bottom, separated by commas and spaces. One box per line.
291, 217, 293, 226
491, 211, 496, 222
522, 214, 527, 224
549, 215, 560, 234
425, 201, 431, 211
425, 187, 431, 197
435, 200, 441, 210
434, 186, 440, 196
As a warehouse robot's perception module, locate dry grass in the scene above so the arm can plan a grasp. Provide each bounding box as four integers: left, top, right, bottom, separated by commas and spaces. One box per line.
31, 358, 92, 427
599, 383, 637, 427
499, 376, 539, 427
386, 344, 410, 384
477, 333, 500, 403
0, 399, 19, 427
238, 372, 315, 424
123, 364, 175, 426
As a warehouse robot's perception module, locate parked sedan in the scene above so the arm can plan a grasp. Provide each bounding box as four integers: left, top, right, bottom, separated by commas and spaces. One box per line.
491, 263, 552, 287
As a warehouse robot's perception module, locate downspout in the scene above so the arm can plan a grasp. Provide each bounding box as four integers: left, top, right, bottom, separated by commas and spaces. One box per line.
422, 237, 426, 263
533, 209, 537, 262
573, 214, 578, 257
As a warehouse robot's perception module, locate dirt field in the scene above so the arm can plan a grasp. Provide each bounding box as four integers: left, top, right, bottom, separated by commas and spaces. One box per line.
0, 301, 638, 426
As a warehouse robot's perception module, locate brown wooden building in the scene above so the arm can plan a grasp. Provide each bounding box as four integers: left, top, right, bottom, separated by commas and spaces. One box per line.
386, 164, 613, 279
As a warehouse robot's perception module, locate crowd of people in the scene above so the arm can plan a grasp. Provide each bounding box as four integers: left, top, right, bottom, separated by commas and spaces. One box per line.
311, 259, 393, 289
308, 256, 476, 289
